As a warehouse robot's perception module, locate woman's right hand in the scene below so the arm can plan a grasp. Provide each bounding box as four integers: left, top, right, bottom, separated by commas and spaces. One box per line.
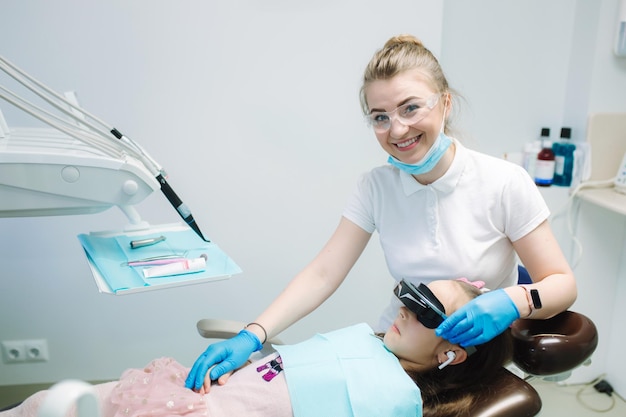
184, 329, 262, 392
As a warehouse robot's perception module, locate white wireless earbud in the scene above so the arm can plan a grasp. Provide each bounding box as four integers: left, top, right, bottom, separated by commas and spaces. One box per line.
438, 351, 456, 370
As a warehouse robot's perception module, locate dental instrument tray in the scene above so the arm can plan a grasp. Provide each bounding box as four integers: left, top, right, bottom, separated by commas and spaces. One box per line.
78, 223, 242, 295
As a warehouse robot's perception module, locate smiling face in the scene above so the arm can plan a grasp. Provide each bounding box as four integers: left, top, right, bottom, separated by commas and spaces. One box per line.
364, 69, 448, 165
383, 280, 471, 371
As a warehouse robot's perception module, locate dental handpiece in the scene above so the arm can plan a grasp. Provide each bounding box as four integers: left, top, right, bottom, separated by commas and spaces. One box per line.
129, 235, 166, 249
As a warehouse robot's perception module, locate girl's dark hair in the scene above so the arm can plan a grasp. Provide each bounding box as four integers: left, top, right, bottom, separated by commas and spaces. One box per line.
402, 281, 514, 417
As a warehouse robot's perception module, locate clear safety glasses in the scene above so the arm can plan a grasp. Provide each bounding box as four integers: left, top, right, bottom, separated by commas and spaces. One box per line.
364, 93, 441, 133
393, 279, 447, 329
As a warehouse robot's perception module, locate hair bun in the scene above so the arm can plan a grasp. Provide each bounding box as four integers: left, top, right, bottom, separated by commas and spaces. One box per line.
383, 34, 424, 49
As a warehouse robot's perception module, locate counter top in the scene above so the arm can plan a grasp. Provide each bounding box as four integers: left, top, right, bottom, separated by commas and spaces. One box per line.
576, 187, 626, 216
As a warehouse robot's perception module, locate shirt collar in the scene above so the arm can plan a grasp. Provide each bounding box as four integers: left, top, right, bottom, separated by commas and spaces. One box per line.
399, 139, 466, 196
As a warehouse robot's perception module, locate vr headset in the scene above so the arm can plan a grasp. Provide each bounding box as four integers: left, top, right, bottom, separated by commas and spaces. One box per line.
394, 279, 447, 329
394, 279, 477, 355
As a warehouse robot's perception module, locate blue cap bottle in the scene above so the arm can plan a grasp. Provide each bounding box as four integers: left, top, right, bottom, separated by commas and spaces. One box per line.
553, 127, 575, 187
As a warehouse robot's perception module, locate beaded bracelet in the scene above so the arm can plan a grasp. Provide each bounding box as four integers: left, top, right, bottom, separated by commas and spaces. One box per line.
245, 322, 268, 344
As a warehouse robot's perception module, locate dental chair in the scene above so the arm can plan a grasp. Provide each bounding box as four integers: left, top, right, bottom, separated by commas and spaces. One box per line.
197, 310, 598, 417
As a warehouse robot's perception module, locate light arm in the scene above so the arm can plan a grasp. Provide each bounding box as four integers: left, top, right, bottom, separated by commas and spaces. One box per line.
509, 220, 577, 319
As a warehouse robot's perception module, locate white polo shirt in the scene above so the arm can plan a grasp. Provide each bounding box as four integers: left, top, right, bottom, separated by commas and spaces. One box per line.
342, 140, 549, 330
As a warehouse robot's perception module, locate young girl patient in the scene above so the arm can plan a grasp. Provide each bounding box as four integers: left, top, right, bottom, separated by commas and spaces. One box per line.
1, 280, 512, 417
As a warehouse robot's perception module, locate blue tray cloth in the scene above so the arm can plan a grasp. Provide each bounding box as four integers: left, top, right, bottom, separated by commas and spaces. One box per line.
78, 227, 241, 294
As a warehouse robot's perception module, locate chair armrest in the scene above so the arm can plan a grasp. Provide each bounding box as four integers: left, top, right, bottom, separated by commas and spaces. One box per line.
196, 319, 283, 345
196, 319, 246, 339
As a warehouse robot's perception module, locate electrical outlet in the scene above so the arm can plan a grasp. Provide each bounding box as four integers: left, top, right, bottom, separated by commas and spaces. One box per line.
24, 339, 49, 362
1, 341, 26, 363
1, 339, 49, 363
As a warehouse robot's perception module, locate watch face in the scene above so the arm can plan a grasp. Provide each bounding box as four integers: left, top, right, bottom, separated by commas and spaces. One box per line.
530, 289, 542, 309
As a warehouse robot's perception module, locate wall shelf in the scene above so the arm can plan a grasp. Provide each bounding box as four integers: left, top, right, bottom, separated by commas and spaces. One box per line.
576, 188, 626, 216
573, 113, 626, 217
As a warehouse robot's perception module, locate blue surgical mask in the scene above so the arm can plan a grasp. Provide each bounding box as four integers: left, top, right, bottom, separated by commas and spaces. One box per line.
387, 132, 452, 175
387, 106, 451, 175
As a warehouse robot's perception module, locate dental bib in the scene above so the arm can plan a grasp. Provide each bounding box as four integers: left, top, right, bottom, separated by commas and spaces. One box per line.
274, 323, 422, 417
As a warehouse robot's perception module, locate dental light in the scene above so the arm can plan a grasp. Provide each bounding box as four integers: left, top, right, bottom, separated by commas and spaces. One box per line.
0, 55, 208, 240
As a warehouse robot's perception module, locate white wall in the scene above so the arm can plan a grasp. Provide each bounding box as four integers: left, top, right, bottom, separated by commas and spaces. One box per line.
441, 0, 601, 154
1, 0, 624, 390
590, 0, 626, 111
0, 0, 444, 385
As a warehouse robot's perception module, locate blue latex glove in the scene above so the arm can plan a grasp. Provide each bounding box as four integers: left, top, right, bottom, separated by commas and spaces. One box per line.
185, 329, 262, 390
435, 289, 520, 347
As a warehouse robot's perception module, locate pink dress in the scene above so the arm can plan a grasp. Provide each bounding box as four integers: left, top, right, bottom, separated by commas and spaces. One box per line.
110, 357, 207, 417
111, 356, 292, 417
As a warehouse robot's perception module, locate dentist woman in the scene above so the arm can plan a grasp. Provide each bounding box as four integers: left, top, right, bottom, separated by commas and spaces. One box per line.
186, 34, 577, 393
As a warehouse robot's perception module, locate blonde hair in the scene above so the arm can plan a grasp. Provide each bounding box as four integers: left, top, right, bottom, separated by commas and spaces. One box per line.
359, 34, 457, 133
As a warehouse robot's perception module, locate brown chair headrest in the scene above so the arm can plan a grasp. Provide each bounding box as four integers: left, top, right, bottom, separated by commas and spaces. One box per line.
510, 311, 598, 376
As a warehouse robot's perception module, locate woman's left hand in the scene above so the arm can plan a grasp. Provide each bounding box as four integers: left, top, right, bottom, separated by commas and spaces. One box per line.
435, 289, 520, 347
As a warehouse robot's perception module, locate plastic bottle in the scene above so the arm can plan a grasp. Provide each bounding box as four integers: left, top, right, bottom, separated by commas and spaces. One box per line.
523, 139, 542, 178
534, 128, 555, 187
552, 141, 561, 184
552, 127, 575, 187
